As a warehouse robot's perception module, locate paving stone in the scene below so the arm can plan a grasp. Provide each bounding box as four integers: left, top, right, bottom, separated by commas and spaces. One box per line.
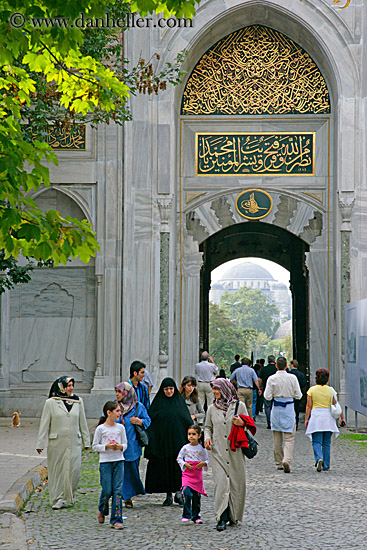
22, 414, 367, 549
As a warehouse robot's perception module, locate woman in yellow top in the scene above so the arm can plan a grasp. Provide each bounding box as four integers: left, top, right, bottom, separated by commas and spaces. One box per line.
305, 369, 344, 471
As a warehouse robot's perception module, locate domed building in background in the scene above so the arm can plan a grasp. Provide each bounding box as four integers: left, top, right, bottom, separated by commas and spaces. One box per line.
210, 261, 291, 323
273, 319, 292, 340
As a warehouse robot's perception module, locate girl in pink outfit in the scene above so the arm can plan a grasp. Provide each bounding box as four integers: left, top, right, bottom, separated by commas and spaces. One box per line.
177, 425, 209, 524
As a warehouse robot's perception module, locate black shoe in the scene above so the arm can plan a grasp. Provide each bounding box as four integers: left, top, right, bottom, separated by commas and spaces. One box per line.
216, 520, 226, 531
174, 492, 183, 506
162, 493, 173, 506
267, 425, 271, 429
229, 519, 238, 527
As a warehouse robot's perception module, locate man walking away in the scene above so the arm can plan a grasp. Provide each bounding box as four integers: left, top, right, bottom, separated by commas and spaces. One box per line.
230, 358, 261, 419
195, 352, 218, 410
258, 356, 277, 428
230, 355, 242, 374
289, 360, 307, 430
264, 357, 302, 473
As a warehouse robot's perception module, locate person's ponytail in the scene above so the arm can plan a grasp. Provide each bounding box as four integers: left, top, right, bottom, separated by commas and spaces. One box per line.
97, 401, 119, 426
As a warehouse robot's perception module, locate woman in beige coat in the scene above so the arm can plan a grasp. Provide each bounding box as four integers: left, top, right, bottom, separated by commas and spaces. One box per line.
204, 378, 247, 531
36, 377, 90, 509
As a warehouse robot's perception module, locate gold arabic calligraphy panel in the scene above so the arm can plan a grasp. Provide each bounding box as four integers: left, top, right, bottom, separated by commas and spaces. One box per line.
27, 125, 86, 150
182, 26, 330, 115
196, 132, 315, 176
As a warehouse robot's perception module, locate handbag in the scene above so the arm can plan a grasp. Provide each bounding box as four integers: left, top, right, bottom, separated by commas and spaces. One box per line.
134, 404, 149, 447
234, 401, 259, 459
330, 388, 342, 420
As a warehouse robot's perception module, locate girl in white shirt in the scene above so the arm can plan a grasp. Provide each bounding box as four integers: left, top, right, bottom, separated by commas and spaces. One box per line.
92, 401, 127, 529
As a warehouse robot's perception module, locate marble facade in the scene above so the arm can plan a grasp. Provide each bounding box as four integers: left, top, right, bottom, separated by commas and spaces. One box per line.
0, 0, 366, 416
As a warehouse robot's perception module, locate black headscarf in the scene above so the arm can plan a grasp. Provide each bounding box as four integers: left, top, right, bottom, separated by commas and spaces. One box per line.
146, 377, 192, 458
48, 376, 79, 412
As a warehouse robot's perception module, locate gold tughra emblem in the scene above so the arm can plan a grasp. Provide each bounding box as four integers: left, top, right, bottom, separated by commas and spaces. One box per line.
236, 189, 273, 220
241, 193, 268, 215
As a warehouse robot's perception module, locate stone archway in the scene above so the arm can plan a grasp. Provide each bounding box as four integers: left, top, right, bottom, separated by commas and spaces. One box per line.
200, 222, 309, 377
180, 189, 325, 382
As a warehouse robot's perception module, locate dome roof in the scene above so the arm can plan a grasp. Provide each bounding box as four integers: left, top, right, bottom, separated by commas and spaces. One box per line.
272, 282, 288, 290
273, 319, 292, 340
211, 283, 224, 290
221, 262, 274, 281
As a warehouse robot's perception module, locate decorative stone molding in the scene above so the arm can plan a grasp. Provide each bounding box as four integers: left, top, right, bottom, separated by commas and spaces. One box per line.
157, 196, 173, 232
338, 191, 355, 232
182, 234, 203, 277
158, 354, 169, 368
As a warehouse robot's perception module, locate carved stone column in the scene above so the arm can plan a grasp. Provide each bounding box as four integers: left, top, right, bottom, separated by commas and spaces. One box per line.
0, 272, 8, 391
338, 191, 355, 350
180, 234, 203, 381
94, 274, 104, 377
157, 196, 172, 386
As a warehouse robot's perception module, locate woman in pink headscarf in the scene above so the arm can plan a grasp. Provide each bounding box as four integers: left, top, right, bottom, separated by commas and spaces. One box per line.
115, 382, 151, 508
204, 378, 248, 531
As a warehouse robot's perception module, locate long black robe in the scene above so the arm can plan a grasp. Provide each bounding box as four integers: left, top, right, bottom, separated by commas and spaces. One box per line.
145, 377, 193, 493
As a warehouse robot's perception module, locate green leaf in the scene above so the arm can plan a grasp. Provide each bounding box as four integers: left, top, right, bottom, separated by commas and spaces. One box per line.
17, 223, 42, 242
35, 241, 53, 260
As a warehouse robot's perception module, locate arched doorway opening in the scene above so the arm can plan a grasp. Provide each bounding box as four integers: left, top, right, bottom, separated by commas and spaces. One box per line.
209, 258, 292, 365
199, 222, 309, 378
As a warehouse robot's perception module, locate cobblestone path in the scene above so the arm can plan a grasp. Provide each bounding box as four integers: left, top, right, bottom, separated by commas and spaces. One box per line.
23, 414, 367, 550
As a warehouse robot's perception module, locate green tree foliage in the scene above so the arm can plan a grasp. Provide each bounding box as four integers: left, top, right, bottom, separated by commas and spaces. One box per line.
0, 0, 198, 268
220, 286, 280, 338
209, 302, 258, 372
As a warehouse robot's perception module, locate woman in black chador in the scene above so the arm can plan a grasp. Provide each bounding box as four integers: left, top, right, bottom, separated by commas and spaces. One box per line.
145, 377, 192, 506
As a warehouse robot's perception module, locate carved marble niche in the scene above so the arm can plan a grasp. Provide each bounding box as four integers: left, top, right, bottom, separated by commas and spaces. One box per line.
8, 189, 96, 390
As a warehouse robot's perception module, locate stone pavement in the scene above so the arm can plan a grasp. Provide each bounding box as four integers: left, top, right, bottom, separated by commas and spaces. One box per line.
0, 418, 46, 504
21, 413, 367, 550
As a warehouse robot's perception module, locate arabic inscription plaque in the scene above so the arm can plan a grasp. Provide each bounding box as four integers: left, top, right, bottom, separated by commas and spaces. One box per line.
195, 133, 315, 176
27, 125, 86, 150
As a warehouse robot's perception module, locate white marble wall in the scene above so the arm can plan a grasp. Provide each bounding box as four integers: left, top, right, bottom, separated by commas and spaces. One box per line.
0, 122, 123, 416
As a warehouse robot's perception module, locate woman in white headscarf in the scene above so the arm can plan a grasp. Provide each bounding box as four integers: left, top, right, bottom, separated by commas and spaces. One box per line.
36, 376, 90, 509
115, 381, 151, 508
204, 378, 248, 531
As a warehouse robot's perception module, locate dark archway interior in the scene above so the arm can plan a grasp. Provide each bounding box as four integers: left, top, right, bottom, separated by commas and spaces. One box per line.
200, 222, 309, 379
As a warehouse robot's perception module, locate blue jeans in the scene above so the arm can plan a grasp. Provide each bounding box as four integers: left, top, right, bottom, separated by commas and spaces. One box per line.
252, 390, 257, 418
311, 431, 332, 470
182, 485, 201, 521
99, 460, 124, 524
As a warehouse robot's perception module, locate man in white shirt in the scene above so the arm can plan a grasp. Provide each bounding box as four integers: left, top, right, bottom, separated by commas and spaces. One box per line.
264, 357, 302, 473
195, 352, 218, 410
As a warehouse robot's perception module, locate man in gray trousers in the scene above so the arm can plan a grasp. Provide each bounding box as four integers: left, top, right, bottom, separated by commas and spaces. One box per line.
195, 352, 218, 410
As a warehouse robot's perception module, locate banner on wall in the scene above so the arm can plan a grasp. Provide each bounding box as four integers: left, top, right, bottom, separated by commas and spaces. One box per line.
345, 300, 367, 417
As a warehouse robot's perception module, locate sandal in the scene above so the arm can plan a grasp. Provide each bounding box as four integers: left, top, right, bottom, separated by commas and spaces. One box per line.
97, 511, 105, 524
124, 499, 133, 508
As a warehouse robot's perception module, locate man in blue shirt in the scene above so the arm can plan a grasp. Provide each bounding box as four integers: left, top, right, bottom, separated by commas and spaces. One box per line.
129, 360, 150, 410
230, 358, 261, 419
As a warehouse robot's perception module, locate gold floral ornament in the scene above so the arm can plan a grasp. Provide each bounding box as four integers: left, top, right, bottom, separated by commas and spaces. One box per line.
181, 25, 331, 115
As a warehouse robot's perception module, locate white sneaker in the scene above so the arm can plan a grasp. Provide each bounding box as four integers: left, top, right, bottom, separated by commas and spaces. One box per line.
52, 499, 64, 510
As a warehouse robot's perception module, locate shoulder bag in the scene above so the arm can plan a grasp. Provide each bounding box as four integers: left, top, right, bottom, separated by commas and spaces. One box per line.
234, 401, 258, 459
330, 387, 342, 420
134, 403, 149, 447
